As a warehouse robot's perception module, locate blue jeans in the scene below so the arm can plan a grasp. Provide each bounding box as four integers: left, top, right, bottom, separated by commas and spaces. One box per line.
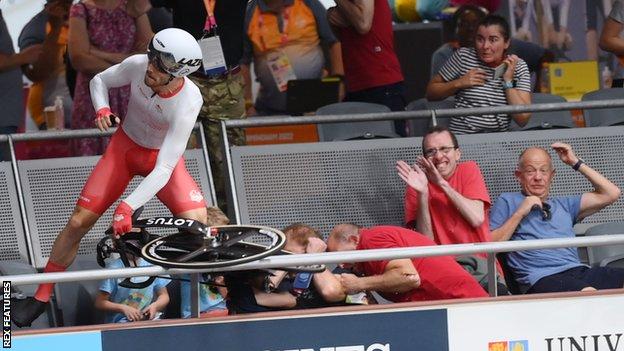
345, 81, 407, 136
0, 126, 17, 161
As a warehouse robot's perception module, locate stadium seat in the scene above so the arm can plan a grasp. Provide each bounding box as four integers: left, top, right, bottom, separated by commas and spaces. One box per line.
510, 93, 576, 131
581, 88, 624, 127
406, 97, 454, 136
316, 102, 400, 141
496, 253, 522, 295
584, 222, 624, 268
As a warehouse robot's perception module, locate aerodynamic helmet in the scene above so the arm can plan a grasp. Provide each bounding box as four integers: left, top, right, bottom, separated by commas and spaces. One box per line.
147, 28, 203, 77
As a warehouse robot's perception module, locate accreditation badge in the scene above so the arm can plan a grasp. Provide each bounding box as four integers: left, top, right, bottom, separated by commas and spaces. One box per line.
267, 50, 297, 92
198, 36, 227, 76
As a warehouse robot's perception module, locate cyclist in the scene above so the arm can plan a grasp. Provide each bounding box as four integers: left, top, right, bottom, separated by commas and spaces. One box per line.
12, 28, 208, 328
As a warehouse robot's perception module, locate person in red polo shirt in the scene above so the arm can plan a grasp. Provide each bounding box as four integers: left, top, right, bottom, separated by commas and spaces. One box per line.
327, 224, 487, 302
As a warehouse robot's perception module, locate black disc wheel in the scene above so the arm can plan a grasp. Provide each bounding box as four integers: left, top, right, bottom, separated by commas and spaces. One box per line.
271, 249, 326, 273
140, 225, 286, 268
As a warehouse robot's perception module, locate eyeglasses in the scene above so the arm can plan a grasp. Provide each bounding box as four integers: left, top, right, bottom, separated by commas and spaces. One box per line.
424, 146, 457, 158
532, 203, 552, 221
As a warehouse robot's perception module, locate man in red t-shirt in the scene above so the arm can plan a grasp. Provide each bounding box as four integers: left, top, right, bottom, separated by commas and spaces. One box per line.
327, 224, 487, 302
396, 126, 505, 293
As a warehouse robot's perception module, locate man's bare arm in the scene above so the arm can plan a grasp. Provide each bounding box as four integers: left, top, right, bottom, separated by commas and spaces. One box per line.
339, 259, 420, 294
334, 0, 375, 34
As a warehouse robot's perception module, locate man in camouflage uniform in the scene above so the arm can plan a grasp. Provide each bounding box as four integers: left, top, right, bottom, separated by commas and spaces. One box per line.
151, 0, 249, 212
189, 70, 246, 211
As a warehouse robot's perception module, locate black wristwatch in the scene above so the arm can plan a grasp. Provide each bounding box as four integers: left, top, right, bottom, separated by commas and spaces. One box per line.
572, 158, 584, 171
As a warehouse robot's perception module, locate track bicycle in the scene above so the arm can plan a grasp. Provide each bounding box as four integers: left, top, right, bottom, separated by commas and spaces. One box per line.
96, 209, 324, 289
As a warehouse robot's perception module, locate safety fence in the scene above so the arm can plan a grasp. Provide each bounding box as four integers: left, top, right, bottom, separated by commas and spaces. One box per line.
3, 234, 624, 296
3, 99, 624, 327
222, 100, 624, 233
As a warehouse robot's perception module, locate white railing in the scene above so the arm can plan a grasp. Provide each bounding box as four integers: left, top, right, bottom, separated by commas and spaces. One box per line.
4, 234, 624, 290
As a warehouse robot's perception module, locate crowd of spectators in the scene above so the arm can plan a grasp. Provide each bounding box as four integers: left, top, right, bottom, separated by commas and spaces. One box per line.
4, 0, 624, 327
92, 130, 624, 324
3, 0, 574, 160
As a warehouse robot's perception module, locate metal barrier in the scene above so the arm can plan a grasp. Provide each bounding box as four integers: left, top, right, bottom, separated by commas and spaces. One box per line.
3, 234, 624, 297
221, 98, 624, 224
222, 98, 624, 128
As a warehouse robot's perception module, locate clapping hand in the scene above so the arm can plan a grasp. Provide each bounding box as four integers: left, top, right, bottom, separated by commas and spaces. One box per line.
396, 160, 428, 193
416, 156, 445, 186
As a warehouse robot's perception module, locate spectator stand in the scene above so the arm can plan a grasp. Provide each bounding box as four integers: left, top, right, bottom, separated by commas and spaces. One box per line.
316, 102, 399, 141
582, 88, 624, 127
228, 125, 624, 235
509, 93, 576, 130
224, 100, 624, 236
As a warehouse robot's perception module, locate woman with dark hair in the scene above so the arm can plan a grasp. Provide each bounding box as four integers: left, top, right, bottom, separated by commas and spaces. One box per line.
426, 15, 532, 134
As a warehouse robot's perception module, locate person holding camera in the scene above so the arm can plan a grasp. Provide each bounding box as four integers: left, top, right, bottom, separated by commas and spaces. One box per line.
226, 224, 345, 314
490, 143, 624, 294
426, 14, 531, 134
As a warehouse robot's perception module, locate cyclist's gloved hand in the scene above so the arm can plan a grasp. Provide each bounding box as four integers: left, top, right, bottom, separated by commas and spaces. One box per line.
112, 201, 134, 236
95, 107, 120, 131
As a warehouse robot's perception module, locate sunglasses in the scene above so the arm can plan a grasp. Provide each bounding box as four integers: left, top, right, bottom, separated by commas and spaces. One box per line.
147, 41, 184, 75
147, 51, 169, 74
532, 203, 552, 221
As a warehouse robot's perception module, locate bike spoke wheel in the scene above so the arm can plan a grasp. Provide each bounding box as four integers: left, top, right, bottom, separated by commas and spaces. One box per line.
140, 225, 286, 268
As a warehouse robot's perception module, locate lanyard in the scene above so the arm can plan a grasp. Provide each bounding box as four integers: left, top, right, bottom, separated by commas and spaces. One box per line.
257, 5, 291, 52
202, 0, 217, 31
